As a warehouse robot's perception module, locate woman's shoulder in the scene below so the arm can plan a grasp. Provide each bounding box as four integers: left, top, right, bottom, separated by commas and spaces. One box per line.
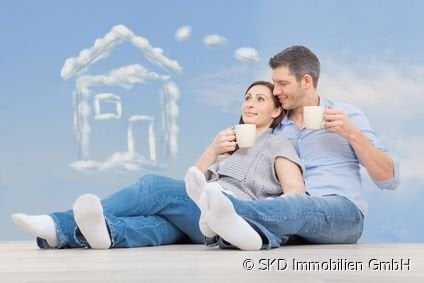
267, 131, 291, 144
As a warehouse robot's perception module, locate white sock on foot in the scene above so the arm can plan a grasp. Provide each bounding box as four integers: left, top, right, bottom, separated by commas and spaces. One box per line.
11, 213, 59, 247
205, 184, 262, 251
197, 192, 216, 238
73, 194, 111, 249
184, 166, 207, 205
185, 167, 216, 238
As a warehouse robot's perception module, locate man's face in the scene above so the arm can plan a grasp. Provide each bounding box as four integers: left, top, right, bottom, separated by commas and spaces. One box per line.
271, 66, 305, 110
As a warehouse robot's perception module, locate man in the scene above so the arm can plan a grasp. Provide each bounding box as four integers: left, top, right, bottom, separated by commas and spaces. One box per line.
197, 45, 400, 249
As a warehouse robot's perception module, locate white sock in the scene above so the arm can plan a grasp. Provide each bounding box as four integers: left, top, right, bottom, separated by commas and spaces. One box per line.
184, 167, 216, 238
184, 166, 207, 205
73, 194, 111, 249
205, 184, 262, 251
11, 213, 59, 247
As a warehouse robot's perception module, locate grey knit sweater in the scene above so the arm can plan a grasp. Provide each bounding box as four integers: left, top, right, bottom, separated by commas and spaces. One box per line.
207, 128, 303, 200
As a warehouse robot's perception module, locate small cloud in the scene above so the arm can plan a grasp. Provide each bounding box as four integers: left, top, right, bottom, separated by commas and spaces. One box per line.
234, 47, 260, 63
175, 25, 191, 41
203, 34, 227, 47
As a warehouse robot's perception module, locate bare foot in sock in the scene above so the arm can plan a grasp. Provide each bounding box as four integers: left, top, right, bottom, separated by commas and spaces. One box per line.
204, 184, 262, 251
73, 194, 111, 249
184, 167, 216, 238
11, 213, 59, 247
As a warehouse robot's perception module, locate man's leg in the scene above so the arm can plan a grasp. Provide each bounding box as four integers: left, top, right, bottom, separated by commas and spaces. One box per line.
227, 193, 364, 249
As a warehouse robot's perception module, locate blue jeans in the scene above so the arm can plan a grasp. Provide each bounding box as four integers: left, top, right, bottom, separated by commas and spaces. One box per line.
37, 175, 204, 248
211, 193, 364, 249
37, 176, 363, 249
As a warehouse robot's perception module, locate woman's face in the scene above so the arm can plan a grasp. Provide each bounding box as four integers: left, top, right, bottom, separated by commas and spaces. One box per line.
241, 84, 282, 132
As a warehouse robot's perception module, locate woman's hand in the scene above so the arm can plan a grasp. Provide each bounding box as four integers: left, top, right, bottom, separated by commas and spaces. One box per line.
208, 128, 237, 155
195, 128, 237, 173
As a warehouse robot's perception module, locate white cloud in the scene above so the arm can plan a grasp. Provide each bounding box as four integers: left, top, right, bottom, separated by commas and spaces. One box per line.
175, 25, 191, 41
128, 115, 156, 161
70, 151, 163, 173
61, 24, 182, 80
73, 64, 169, 160
234, 47, 260, 63
161, 82, 180, 159
93, 93, 122, 120
203, 34, 227, 47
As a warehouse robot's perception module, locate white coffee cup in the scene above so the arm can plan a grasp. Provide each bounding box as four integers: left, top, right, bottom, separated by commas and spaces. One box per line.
303, 106, 325, 130
234, 124, 256, 148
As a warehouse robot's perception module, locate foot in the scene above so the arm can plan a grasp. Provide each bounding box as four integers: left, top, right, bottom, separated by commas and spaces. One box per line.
11, 213, 59, 247
184, 166, 207, 205
73, 194, 111, 249
204, 184, 262, 251
184, 167, 216, 237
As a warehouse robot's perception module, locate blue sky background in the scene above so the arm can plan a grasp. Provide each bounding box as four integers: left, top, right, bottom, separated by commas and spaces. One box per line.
0, 0, 423, 242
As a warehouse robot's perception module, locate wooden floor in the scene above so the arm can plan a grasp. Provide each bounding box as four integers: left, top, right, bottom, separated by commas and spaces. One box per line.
1, 241, 423, 282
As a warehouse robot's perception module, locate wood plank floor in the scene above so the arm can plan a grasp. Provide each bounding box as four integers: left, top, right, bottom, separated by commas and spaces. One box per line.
1, 241, 422, 282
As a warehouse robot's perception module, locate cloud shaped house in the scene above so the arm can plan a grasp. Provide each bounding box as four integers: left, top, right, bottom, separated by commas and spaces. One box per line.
61, 25, 181, 172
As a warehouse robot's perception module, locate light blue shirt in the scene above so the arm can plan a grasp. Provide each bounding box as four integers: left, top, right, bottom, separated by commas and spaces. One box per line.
274, 97, 400, 215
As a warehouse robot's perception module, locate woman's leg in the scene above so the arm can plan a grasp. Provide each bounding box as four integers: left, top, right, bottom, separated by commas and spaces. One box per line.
73, 194, 189, 248
100, 174, 204, 244
99, 214, 187, 248
16, 174, 204, 248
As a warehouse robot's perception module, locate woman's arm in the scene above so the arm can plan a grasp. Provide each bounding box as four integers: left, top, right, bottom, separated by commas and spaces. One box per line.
275, 157, 305, 194
195, 128, 237, 173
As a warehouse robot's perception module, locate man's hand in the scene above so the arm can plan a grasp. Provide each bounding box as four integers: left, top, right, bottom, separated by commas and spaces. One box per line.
323, 106, 360, 141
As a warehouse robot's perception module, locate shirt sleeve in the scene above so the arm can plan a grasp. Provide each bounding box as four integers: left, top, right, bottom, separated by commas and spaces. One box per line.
344, 103, 400, 190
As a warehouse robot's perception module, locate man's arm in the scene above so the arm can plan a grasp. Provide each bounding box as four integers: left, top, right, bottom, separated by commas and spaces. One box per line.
347, 130, 394, 180
324, 106, 395, 181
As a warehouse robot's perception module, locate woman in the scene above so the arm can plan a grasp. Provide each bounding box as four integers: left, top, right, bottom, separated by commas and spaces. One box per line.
12, 80, 304, 250
185, 80, 305, 250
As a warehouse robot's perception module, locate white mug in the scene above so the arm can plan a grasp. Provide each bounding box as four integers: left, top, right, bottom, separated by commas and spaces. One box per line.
234, 124, 256, 148
303, 106, 325, 130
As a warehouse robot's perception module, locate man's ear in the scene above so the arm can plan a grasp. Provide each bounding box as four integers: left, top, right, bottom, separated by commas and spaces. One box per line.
302, 74, 314, 90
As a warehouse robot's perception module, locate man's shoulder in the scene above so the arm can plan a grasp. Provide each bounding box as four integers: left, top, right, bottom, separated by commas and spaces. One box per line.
323, 98, 365, 115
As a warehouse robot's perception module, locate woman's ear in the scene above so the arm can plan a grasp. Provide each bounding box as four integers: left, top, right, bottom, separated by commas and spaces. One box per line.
272, 106, 283, 119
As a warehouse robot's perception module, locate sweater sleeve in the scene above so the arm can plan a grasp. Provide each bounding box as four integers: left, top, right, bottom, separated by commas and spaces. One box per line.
271, 135, 304, 179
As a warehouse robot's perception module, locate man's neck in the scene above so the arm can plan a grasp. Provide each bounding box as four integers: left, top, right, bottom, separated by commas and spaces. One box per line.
288, 93, 320, 128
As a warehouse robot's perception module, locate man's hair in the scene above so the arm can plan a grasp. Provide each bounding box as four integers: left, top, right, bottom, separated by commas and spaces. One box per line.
269, 45, 320, 88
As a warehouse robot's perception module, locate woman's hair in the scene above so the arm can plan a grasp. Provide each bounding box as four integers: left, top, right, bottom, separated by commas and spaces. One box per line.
239, 80, 284, 129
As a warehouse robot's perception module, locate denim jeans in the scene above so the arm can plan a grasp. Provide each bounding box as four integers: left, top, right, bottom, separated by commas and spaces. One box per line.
37, 175, 204, 248
37, 176, 364, 249
214, 193, 364, 249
